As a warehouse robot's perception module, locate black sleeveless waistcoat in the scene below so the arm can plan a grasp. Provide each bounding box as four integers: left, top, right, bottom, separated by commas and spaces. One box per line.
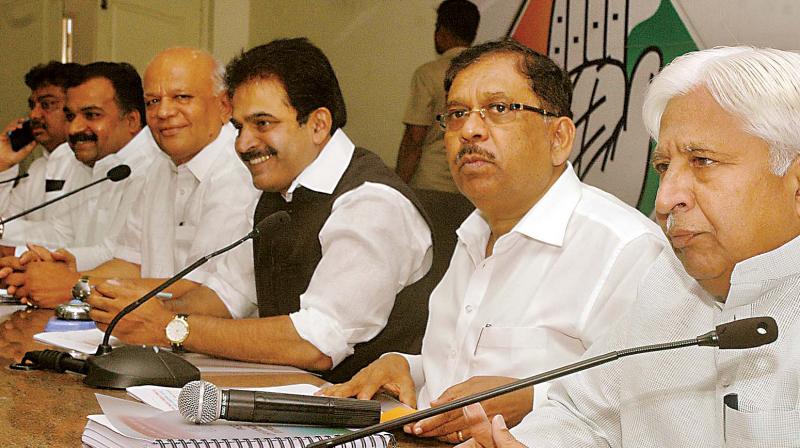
252, 147, 435, 383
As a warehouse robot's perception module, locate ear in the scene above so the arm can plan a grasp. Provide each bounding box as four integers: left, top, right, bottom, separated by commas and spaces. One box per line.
548, 116, 576, 166
217, 93, 232, 123
307, 107, 333, 146
788, 156, 800, 219
124, 110, 142, 135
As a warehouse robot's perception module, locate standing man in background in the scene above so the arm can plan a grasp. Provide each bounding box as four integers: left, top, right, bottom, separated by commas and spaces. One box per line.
395, 0, 480, 193
0, 61, 81, 225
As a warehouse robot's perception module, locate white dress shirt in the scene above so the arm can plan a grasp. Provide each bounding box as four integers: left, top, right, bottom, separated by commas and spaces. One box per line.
0, 128, 159, 250
91, 123, 259, 282
512, 237, 800, 447
204, 129, 433, 367
401, 164, 667, 409
0, 142, 78, 221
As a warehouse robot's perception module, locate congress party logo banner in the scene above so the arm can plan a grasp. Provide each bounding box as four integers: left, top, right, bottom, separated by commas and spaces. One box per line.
502, 0, 698, 214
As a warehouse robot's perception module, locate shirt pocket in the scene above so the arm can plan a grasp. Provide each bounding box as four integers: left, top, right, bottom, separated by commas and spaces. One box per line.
471, 326, 550, 377
724, 401, 800, 446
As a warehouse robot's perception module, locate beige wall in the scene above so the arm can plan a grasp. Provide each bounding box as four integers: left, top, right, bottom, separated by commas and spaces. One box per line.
248, 0, 441, 166
0, 0, 62, 128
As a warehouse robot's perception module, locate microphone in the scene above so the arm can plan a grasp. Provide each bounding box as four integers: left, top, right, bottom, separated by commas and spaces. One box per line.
81, 210, 291, 389
0, 164, 131, 238
0, 172, 29, 184
178, 380, 381, 427
306, 316, 779, 448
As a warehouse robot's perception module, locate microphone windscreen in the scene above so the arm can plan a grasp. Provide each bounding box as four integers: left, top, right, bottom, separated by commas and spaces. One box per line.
716, 316, 778, 349
253, 210, 291, 239
107, 164, 132, 182
179, 380, 222, 424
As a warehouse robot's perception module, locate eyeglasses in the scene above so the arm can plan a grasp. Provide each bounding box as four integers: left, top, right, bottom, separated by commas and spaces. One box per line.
28, 97, 65, 112
436, 102, 558, 131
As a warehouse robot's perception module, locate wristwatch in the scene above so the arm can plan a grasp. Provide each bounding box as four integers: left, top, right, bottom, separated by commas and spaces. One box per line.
71, 275, 92, 301
165, 314, 190, 352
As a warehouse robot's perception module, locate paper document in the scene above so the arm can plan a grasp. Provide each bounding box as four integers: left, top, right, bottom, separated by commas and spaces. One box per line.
34, 328, 120, 354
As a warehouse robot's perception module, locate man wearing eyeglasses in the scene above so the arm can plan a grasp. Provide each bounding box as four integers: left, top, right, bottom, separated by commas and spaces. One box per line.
0, 61, 82, 228
321, 39, 666, 443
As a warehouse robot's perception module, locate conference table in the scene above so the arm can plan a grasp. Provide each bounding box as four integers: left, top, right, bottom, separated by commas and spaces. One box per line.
0, 306, 446, 448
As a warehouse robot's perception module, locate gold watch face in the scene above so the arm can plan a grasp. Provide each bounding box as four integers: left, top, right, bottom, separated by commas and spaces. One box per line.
165, 316, 189, 343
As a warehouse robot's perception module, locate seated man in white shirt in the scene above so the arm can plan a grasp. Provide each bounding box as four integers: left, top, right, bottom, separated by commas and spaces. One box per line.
6, 48, 258, 308
319, 39, 666, 443
0, 62, 159, 306
459, 46, 800, 448
0, 61, 82, 224
86, 38, 434, 383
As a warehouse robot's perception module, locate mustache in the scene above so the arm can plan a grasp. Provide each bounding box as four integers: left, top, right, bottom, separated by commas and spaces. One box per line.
455, 144, 496, 165
665, 214, 674, 233
29, 119, 46, 129
68, 133, 98, 145
239, 146, 277, 162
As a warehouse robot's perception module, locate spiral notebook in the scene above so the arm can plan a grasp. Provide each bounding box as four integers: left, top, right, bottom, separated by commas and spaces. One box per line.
82, 393, 396, 448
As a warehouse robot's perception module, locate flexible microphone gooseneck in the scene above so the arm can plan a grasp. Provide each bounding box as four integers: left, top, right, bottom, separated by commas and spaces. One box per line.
306, 316, 779, 448
80, 210, 291, 389
0, 172, 30, 184
96, 210, 290, 354
0, 164, 130, 226
178, 380, 381, 427
11, 211, 290, 389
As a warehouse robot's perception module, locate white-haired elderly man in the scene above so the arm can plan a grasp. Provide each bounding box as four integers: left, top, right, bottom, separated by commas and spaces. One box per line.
7, 47, 259, 309
458, 46, 800, 447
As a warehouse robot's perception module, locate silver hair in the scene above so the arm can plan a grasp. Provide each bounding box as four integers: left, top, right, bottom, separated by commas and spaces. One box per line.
642, 46, 800, 175
211, 56, 226, 95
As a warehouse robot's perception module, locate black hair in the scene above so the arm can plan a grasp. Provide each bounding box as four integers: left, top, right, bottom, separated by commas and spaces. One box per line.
67, 62, 145, 128
445, 39, 573, 118
224, 38, 346, 134
437, 0, 481, 45
24, 61, 82, 91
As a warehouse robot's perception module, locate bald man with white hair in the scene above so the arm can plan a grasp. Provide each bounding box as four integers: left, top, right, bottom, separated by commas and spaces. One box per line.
459, 46, 800, 447
15, 48, 258, 308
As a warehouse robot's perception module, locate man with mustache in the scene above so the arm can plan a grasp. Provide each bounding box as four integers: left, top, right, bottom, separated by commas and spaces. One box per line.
320, 39, 666, 443
0, 62, 159, 264
0, 62, 82, 233
7, 48, 258, 309
86, 38, 434, 382
457, 46, 800, 448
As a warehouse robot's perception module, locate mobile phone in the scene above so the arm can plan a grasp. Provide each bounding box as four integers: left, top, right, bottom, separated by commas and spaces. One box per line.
7, 120, 35, 151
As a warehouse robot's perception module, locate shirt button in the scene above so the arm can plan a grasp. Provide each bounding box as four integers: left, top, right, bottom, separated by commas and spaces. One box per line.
465, 305, 473, 313
449, 349, 457, 358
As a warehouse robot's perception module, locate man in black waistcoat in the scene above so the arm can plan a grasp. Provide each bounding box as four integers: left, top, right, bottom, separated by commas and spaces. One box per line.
89, 38, 434, 383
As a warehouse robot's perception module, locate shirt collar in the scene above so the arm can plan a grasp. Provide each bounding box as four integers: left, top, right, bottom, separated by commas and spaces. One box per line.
46, 141, 71, 161
513, 163, 582, 246
92, 126, 153, 175
441, 46, 467, 59
456, 163, 582, 262
730, 233, 800, 288
173, 123, 236, 182
284, 128, 354, 201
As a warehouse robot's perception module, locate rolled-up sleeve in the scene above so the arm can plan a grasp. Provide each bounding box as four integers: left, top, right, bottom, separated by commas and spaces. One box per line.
290, 183, 432, 367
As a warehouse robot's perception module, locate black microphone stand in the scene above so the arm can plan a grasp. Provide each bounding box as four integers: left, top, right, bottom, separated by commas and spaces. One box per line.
12, 211, 290, 389
84, 211, 289, 389
307, 316, 778, 448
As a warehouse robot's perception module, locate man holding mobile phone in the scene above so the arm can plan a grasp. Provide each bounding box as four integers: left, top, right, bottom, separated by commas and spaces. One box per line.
0, 61, 83, 226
